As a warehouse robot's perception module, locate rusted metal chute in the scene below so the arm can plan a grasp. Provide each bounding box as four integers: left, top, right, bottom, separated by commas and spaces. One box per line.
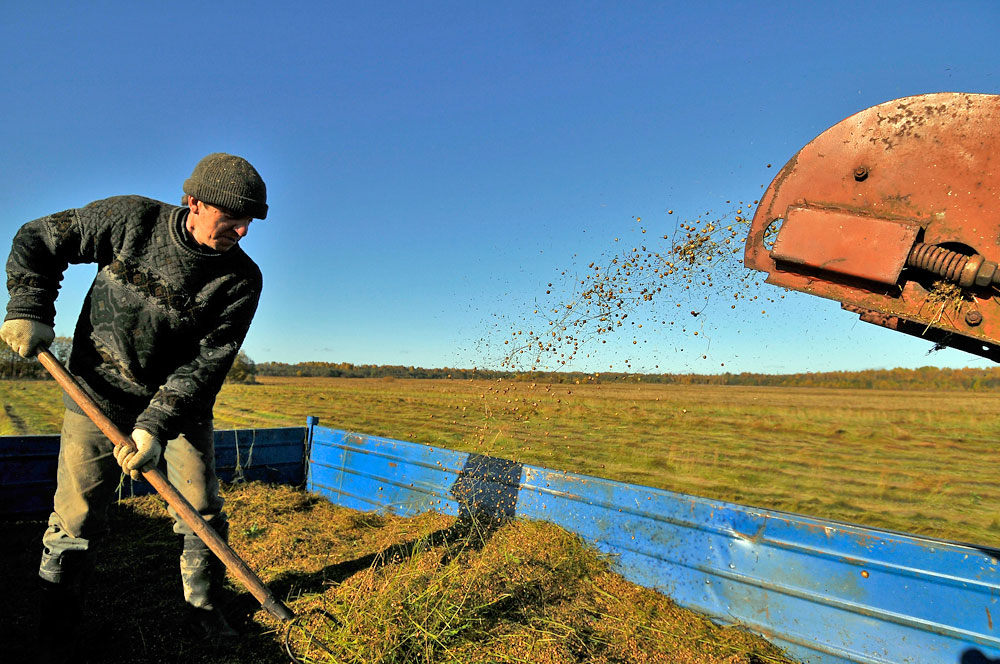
744, 92, 1000, 361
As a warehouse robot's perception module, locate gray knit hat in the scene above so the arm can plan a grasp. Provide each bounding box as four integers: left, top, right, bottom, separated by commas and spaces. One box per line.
183, 153, 268, 219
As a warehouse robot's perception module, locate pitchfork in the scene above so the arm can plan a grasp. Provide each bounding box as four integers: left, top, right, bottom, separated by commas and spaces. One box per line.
37, 349, 336, 662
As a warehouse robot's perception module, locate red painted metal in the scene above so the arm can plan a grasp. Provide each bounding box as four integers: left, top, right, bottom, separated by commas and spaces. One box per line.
745, 92, 1000, 360
770, 207, 920, 285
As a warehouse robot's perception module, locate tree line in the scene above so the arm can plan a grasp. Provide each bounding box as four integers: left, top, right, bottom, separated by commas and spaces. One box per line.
0, 338, 258, 384
0, 336, 72, 379
3, 345, 999, 391
255, 360, 1000, 391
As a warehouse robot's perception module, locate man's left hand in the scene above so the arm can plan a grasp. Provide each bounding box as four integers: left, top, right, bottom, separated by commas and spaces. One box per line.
114, 428, 162, 480
0, 319, 54, 357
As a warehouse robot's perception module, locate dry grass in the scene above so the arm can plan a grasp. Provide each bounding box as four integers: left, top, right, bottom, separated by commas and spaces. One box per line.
0, 483, 794, 664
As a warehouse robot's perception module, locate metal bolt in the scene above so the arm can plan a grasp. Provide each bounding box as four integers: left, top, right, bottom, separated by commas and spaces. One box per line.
854, 166, 869, 182
965, 311, 984, 326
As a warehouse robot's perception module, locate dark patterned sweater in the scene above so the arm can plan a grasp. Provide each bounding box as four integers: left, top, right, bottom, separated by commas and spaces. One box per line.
4, 195, 262, 440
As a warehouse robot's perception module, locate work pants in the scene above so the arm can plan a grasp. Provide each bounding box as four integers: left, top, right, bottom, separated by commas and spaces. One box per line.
38, 409, 226, 585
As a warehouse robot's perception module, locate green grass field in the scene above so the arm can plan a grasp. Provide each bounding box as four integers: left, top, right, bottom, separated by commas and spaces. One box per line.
4, 376, 999, 545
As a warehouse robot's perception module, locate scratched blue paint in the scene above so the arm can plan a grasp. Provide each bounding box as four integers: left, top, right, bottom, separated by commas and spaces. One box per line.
0, 426, 308, 515
306, 426, 1000, 664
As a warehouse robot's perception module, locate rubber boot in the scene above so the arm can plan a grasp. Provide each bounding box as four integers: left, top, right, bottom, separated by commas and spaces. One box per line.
180, 531, 238, 641
37, 551, 90, 664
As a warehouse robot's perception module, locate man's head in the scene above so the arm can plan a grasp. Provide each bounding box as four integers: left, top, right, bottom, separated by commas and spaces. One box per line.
182, 153, 267, 252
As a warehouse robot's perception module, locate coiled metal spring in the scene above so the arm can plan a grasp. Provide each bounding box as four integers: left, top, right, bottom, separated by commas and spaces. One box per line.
907, 243, 969, 282
906, 243, 997, 288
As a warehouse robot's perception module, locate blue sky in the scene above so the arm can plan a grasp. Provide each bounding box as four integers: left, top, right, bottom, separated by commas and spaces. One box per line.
1, 1, 998, 374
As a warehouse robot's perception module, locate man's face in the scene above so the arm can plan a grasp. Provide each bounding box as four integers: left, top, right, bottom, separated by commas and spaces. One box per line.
187, 198, 252, 252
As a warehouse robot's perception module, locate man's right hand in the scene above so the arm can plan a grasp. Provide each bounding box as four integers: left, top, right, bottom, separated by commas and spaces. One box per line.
0, 319, 54, 357
114, 429, 163, 481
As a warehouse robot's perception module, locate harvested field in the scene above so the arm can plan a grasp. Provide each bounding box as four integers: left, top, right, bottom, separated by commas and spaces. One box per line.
2, 482, 794, 664
2, 377, 1000, 545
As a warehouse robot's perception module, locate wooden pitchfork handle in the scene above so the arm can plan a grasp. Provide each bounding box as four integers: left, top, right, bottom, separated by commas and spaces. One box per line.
37, 349, 295, 622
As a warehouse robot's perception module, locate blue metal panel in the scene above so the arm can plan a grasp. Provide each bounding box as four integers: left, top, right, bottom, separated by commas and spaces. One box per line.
306, 426, 1000, 664
307, 430, 469, 516
516, 465, 1000, 664
0, 426, 308, 517
0, 435, 61, 518
215, 426, 308, 485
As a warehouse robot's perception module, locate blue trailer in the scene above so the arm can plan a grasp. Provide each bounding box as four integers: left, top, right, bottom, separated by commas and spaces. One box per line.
3, 418, 998, 664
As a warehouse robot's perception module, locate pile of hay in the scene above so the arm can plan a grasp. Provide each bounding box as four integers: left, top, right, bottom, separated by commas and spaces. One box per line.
2, 482, 794, 664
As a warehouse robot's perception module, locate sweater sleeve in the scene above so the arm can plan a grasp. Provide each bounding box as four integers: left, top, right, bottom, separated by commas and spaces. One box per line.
5, 199, 126, 324
134, 270, 262, 440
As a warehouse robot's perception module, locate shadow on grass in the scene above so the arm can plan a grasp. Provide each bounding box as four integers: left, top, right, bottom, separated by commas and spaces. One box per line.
0, 458, 522, 664
258, 512, 506, 614
253, 509, 562, 664
258, 451, 523, 621
0, 503, 291, 664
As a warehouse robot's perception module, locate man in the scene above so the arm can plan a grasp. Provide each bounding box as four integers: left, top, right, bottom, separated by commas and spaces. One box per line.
1, 153, 267, 656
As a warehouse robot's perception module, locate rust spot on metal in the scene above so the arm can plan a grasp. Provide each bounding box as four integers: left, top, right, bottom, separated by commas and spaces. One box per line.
734, 522, 768, 544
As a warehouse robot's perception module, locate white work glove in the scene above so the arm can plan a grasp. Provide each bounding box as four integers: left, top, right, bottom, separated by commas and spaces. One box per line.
0, 319, 54, 358
114, 428, 162, 481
